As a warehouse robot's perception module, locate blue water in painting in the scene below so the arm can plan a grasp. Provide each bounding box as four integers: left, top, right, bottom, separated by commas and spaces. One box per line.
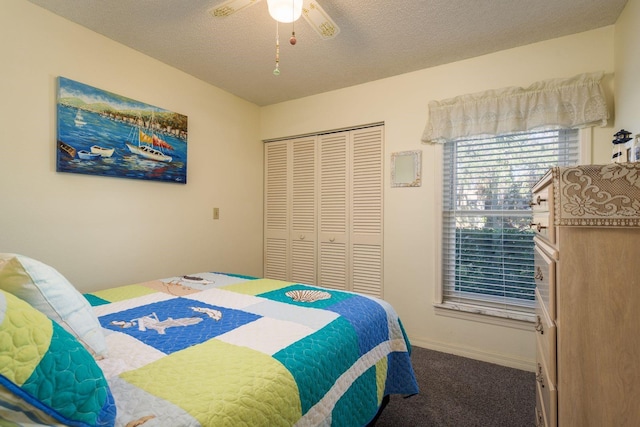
56, 104, 188, 183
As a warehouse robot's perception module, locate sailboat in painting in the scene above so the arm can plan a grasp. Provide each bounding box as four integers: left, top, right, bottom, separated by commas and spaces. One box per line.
74, 110, 87, 127
125, 115, 173, 162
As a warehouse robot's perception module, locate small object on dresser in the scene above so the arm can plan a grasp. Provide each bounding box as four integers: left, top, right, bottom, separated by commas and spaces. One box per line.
629, 134, 640, 162
612, 129, 633, 163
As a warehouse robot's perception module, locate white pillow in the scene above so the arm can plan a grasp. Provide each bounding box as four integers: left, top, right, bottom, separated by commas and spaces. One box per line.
0, 253, 107, 358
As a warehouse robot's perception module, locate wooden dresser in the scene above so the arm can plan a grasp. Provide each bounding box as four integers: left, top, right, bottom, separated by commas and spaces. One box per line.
531, 164, 640, 427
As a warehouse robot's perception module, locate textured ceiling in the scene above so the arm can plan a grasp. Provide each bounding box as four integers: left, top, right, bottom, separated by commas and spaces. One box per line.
27, 0, 627, 106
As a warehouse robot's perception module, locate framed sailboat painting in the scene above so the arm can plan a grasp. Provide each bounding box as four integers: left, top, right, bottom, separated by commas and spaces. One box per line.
56, 77, 188, 184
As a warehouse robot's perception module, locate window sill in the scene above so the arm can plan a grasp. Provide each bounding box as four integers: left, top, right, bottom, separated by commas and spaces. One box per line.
433, 302, 535, 331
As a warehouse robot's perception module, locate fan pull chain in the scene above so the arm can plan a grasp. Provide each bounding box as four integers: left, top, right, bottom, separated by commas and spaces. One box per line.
290, 2, 297, 45
273, 21, 280, 76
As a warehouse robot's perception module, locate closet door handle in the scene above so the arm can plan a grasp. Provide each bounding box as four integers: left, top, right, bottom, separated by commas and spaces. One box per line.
299, 234, 305, 240
329, 237, 335, 243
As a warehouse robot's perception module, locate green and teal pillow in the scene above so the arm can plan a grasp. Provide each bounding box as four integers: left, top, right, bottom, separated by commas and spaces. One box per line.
0, 253, 107, 358
0, 289, 116, 426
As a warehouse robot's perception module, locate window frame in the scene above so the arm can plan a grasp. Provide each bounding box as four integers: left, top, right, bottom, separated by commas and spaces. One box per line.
432, 128, 591, 326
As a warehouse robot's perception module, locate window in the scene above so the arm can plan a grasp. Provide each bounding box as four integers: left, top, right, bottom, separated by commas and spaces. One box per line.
441, 129, 579, 320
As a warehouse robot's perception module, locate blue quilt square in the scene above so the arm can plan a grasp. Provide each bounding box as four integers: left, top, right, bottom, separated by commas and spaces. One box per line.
384, 351, 419, 396
99, 297, 261, 354
326, 295, 390, 355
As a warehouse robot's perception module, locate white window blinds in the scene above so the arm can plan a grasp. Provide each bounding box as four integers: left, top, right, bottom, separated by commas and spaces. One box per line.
441, 129, 579, 320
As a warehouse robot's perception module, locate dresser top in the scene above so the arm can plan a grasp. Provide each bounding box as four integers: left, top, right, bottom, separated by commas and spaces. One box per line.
542, 163, 640, 227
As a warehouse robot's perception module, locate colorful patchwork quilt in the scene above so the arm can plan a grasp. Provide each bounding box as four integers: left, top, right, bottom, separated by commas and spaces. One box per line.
86, 272, 419, 427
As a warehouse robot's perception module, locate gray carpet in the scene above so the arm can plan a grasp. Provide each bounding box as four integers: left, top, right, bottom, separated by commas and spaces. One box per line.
375, 346, 535, 427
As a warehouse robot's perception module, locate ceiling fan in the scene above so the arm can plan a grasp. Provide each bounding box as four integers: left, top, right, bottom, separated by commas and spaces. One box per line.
210, 0, 340, 40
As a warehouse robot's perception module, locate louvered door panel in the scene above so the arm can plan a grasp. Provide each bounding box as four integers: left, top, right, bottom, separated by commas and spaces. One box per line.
318, 132, 349, 290
352, 244, 382, 296
291, 240, 316, 284
350, 126, 384, 297
351, 127, 383, 236
319, 133, 348, 234
264, 141, 289, 281
319, 241, 348, 290
291, 137, 317, 284
265, 239, 287, 280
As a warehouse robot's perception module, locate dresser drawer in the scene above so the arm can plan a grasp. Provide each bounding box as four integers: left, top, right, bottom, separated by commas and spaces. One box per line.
536, 344, 558, 427
534, 243, 556, 318
535, 288, 556, 385
531, 172, 555, 244
531, 211, 555, 244
530, 185, 551, 213
535, 380, 557, 427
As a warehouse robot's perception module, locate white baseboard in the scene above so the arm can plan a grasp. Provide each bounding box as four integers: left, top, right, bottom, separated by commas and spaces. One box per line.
408, 337, 536, 372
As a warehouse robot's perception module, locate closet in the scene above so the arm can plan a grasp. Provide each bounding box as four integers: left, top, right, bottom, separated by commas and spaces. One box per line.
264, 125, 384, 297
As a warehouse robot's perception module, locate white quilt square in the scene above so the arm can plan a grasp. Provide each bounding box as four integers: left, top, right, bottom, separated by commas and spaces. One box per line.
184, 288, 264, 310
215, 317, 315, 355
97, 330, 166, 378
246, 299, 338, 330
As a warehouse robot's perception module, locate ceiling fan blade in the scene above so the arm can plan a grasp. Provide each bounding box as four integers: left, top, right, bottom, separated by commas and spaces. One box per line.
209, 0, 262, 18
302, 0, 340, 40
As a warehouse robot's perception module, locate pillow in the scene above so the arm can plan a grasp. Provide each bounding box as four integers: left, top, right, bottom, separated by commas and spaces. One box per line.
0, 253, 107, 358
0, 289, 116, 426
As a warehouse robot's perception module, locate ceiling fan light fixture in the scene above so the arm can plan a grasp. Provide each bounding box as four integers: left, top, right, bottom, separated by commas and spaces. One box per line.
267, 0, 303, 23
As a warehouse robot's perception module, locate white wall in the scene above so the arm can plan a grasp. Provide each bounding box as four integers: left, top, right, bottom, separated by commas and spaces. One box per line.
615, 0, 640, 133
0, 0, 264, 292
261, 27, 616, 370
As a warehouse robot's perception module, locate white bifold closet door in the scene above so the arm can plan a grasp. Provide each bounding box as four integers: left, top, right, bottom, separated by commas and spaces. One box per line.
264, 136, 317, 283
290, 136, 317, 285
264, 125, 383, 298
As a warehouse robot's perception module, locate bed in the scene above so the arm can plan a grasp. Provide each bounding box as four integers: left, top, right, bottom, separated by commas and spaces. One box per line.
0, 253, 418, 427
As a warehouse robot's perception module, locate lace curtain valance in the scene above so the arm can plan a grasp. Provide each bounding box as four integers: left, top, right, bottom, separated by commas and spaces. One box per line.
421, 72, 609, 144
